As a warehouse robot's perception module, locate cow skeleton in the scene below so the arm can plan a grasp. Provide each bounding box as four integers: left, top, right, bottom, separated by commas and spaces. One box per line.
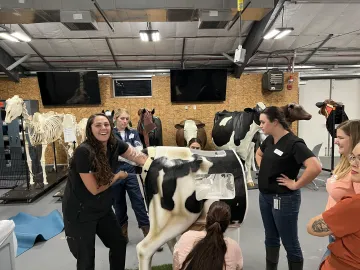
62, 114, 88, 158
5, 95, 66, 185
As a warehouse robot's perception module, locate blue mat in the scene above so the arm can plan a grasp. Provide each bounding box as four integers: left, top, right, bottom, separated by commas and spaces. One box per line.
9, 210, 64, 256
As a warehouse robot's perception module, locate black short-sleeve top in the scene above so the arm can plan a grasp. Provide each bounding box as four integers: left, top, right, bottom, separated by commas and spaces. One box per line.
258, 132, 315, 194
62, 140, 129, 222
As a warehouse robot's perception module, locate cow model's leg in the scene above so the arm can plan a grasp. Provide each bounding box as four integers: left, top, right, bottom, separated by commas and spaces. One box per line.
166, 237, 178, 254
244, 143, 255, 187
24, 140, 34, 185
41, 143, 48, 185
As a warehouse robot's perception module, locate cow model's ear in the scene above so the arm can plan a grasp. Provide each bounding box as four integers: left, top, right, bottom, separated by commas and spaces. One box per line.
101, 110, 105, 113
315, 102, 325, 108
288, 103, 295, 109
142, 108, 146, 114
197, 123, 205, 128
138, 109, 143, 115
175, 124, 184, 129
111, 110, 115, 117
244, 108, 253, 113
151, 108, 155, 114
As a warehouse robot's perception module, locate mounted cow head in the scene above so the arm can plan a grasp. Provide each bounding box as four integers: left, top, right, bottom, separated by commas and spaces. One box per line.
315, 99, 344, 119
137, 108, 158, 147
5, 95, 24, 123
280, 103, 312, 123
244, 102, 266, 125
101, 109, 115, 119
175, 119, 206, 147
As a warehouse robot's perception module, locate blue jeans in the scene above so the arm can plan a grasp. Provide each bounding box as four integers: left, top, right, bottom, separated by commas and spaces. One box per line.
320, 235, 335, 265
259, 190, 303, 262
112, 166, 149, 228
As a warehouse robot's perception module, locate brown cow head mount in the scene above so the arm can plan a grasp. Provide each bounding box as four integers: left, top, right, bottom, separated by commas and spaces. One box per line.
137, 108, 157, 147
280, 103, 312, 123
315, 99, 344, 119
175, 119, 207, 148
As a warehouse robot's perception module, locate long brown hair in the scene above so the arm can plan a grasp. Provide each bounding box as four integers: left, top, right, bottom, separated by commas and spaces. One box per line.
333, 120, 360, 179
75, 113, 117, 186
180, 201, 230, 270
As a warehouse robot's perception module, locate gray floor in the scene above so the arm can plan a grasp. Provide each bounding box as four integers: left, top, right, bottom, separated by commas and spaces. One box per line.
0, 171, 331, 270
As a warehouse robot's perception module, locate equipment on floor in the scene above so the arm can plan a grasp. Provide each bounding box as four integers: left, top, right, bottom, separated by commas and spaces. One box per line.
0, 220, 17, 270
9, 210, 64, 256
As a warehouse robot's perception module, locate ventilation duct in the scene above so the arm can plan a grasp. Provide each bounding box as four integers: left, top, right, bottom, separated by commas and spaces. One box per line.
198, 10, 233, 29
60, 11, 98, 31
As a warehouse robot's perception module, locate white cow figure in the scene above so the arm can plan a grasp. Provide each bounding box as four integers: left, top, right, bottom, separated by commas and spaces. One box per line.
5, 95, 65, 185
136, 146, 248, 270
211, 102, 266, 187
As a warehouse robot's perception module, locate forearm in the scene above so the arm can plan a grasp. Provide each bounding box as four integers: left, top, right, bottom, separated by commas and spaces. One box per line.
307, 214, 332, 237
255, 154, 262, 167
295, 166, 321, 189
121, 145, 148, 166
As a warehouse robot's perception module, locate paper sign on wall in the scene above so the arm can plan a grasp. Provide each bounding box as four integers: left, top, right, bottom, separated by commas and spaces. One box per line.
64, 128, 76, 143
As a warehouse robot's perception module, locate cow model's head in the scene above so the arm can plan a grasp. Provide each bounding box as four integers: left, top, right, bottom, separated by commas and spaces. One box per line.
281, 103, 312, 123
5, 95, 24, 123
315, 99, 344, 119
101, 109, 115, 119
175, 119, 205, 146
244, 102, 266, 125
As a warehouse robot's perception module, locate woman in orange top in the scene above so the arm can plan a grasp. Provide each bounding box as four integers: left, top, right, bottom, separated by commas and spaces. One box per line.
322, 120, 360, 258
173, 201, 243, 270
307, 142, 360, 270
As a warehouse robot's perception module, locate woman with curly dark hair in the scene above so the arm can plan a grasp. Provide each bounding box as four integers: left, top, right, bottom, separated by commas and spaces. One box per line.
62, 113, 148, 270
173, 201, 243, 270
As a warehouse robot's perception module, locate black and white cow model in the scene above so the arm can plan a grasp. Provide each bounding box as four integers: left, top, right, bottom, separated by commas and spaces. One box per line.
136, 146, 248, 270
211, 102, 266, 187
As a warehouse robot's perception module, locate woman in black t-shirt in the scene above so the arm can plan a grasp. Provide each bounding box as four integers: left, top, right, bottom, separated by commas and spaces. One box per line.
255, 106, 322, 270
62, 113, 148, 270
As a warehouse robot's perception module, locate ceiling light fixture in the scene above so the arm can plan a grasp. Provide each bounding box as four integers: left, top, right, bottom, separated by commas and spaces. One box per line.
139, 22, 160, 42
11, 31, 32, 42
264, 27, 294, 40
0, 32, 20, 42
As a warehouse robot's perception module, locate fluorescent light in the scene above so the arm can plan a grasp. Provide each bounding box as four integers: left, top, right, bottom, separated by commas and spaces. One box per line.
264, 29, 280, 40
0, 33, 19, 42
139, 30, 160, 42
11, 32, 31, 42
264, 27, 294, 40
274, 29, 292, 39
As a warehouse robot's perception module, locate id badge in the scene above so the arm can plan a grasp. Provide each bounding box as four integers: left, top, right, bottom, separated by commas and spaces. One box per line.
273, 196, 281, 210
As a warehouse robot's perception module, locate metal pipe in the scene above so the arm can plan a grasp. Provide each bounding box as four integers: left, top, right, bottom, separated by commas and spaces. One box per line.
301, 34, 333, 64
105, 37, 118, 68
92, 0, 115, 32
181, 38, 186, 69
7, 54, 31, 71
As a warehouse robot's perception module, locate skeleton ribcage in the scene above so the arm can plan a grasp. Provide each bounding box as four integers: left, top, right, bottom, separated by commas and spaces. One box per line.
28, 115, 64, 146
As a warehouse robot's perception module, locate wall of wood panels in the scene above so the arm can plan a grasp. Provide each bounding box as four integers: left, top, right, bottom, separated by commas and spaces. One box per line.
0, 73, 299, 164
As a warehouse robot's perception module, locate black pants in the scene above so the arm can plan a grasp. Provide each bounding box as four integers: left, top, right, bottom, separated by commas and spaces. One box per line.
64, 210, 127, 270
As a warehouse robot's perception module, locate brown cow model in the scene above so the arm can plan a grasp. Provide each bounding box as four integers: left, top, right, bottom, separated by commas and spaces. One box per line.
175, 119, 207, 149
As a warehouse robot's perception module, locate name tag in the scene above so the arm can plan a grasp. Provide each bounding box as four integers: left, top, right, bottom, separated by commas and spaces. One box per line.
129, 133, 134, 139
273, 196, 281, 210
274, 149, 283, 156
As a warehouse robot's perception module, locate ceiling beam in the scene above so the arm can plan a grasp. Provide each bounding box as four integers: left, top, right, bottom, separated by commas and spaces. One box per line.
301, 34, 333, 64
234, 0, 286, 78
0, 45, 20, 82
105, 37, 119, 68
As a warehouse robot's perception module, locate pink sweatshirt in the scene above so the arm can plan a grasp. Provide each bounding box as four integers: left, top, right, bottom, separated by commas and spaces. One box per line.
326, 172, 360, 210
173, 230, 243, 270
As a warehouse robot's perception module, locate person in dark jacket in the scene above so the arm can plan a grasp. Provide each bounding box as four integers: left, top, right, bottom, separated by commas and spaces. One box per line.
255, 106, 322, 270
62, 113, 148, 270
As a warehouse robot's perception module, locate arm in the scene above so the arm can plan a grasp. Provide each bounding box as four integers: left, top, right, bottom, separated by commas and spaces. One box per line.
307, 214, 332, 237
121, 145, 148, 166
80, 171, 128, 196
294, 157, 322, 189
255, 147, 263, 167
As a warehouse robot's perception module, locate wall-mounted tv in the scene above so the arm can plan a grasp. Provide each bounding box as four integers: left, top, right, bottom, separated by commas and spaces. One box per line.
37, 71, 101, 106
170, 69, 227, 103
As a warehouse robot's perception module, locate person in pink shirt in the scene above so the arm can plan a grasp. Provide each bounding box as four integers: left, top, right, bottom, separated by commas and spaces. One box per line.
173, 201, 243, 270
322, 120, 360, 258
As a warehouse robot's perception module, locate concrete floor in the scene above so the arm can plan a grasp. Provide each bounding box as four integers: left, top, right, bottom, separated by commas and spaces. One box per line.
0, 171, 331, 270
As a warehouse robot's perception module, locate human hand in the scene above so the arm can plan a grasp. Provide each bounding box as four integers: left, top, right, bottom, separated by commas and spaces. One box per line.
277, 174, 298, 190
114, 171, 128, 181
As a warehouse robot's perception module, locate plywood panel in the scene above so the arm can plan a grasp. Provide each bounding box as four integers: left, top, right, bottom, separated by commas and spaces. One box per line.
0, 73, 299, 164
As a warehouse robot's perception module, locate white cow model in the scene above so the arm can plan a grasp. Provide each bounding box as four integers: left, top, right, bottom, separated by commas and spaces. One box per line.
136, 146, 248, 270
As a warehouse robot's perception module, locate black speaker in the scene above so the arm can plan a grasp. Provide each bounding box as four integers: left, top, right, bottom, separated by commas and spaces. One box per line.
262, 69, 284, 91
